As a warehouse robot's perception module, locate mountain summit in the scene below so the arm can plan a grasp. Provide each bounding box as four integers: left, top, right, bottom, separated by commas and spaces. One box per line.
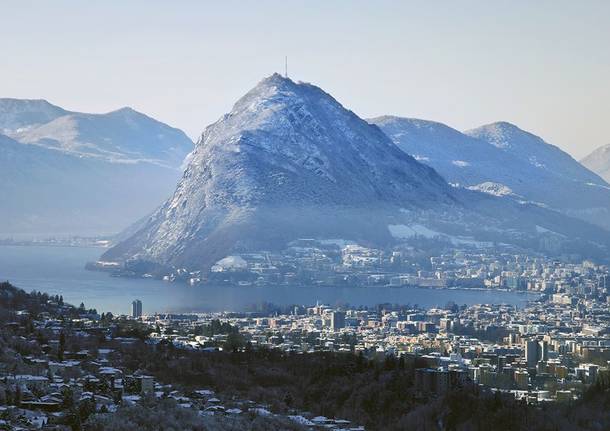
181, 74, 452, 207
465, 122, 604, 184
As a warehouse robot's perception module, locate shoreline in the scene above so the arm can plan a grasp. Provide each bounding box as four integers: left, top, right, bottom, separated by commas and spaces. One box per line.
89, 266, 542, 297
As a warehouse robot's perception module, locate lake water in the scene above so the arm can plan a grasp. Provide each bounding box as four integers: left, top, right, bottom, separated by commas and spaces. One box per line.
0, 245, 537, 315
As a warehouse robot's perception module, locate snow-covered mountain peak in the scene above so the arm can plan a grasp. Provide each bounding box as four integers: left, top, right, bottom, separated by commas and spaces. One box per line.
107, 106, 140, 117
193, 73, 430, 196
220, 73, 346, 130
467, 121, 605, 184
465, 121, 532, 150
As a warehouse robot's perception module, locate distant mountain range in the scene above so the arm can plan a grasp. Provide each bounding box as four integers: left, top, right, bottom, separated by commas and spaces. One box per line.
370, 117, 610, 230
0, 98, 192, 168
102, 75, 610, 271
3, 81, 608, 266
0, 98, 193, 236
581, 144, 610, 183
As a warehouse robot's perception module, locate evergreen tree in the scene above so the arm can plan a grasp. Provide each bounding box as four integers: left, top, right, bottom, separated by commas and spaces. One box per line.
59, 331, 66, 361
14, 385, 21, 407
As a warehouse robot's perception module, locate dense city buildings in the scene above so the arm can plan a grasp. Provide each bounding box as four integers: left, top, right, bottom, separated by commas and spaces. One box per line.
97, 240, 610, 296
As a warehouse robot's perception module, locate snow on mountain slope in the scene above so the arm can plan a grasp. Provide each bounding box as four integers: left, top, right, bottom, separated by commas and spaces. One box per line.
13, 107, 193, 168
466, 182, 521, 199
466, 122, 605, 186
370, 117, 610, 230
369, 116, 512, 187
582, 144, 610, 183
103, 75, 610, 271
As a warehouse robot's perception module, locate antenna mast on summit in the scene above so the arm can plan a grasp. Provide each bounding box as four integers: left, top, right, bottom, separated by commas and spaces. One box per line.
285, 56, 288, 78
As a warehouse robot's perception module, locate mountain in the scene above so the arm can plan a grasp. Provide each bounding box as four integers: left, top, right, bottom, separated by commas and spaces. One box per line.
370, 117, 610, 230
102, 75, 610, 272
102, 74, 455, 269
581, 144, 610, 183
0, 100, 194, 236
7, 104, 192, 168
465, 122, 605, 186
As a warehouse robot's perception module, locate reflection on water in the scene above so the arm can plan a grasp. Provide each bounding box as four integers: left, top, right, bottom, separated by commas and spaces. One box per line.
0, 245, 537, 315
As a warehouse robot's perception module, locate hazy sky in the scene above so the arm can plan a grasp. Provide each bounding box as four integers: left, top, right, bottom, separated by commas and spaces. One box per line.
1, 1, 608, 159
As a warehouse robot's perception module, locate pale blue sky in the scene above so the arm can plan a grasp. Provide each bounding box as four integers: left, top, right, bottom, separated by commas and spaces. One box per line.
1, 1, 608, 158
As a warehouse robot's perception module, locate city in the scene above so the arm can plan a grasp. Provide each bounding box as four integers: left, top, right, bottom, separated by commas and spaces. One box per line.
1, 250, 610, 429
141, 252, 610, 404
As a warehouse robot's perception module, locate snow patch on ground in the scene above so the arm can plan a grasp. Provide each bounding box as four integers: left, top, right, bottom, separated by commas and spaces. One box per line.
289, 415, 315, 426
452, 160, 470, 167
250, 408, 272, 417
467, 182, 516, 198
214, 255, 247, 270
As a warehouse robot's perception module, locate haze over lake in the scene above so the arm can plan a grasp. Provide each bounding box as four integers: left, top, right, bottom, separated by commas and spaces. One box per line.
0, 245, 537, 315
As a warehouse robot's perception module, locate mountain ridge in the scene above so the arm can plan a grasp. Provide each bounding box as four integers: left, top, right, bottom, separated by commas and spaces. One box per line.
370, 116, 610, 230
10, 104, 192, 168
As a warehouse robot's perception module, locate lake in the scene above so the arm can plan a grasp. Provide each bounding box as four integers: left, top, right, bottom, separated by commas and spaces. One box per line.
0, 245, 537, 315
